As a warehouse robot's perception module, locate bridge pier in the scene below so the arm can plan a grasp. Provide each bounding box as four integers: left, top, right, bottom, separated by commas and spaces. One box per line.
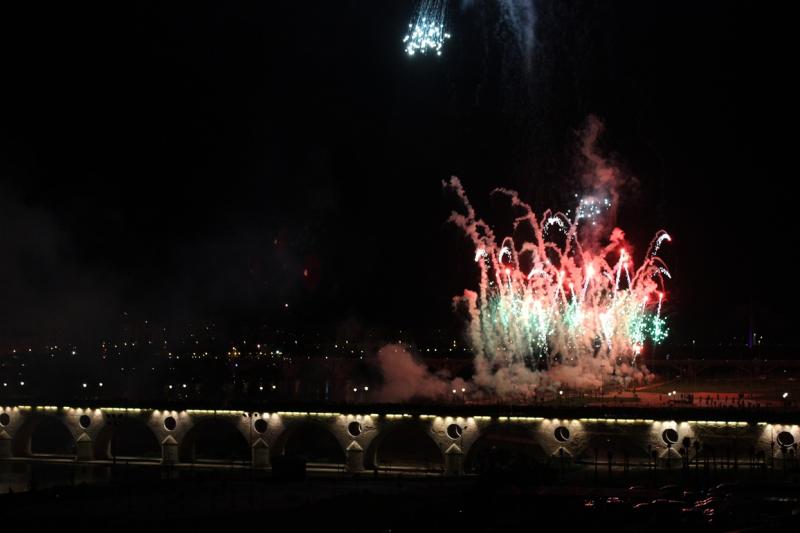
345, 440, 365, 473
0, 430, 11, 458
251, 438, 270, 469
444, 443, 463, 476
161, 435, 178, 464
658, 447, 682, 468
76, 432, 93, 462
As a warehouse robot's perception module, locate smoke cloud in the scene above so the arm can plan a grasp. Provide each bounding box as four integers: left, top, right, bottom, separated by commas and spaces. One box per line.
577, 115, 640, 244
375, 344, 466, 402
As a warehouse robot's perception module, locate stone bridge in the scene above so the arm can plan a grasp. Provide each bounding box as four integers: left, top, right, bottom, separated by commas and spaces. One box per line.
1, 404, 798, 475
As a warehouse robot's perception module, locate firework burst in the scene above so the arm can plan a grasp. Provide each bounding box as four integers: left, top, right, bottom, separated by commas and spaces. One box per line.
446, 177, 671, 394
403, 0, 451, 57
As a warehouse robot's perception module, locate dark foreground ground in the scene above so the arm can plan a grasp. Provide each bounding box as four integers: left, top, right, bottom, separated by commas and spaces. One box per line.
2, 462, 799, 531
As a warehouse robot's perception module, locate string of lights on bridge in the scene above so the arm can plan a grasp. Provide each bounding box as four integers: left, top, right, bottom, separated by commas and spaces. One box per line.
0, 404, 795, 429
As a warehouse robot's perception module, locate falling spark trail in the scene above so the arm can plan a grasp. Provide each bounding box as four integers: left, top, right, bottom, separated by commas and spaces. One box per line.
403, 0, 451, 57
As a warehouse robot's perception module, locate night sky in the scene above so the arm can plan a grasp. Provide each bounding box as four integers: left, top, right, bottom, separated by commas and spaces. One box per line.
0, 2, 793, 348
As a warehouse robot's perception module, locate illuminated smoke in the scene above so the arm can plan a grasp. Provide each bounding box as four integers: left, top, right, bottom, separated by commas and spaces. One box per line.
497, 0, 536, 64
376, 344, 466, 402
460, 0, 537, 67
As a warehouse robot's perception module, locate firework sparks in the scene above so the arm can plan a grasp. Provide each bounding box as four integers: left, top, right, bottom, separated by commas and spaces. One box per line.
445, 177, 671, 395
403, 0, 451, 57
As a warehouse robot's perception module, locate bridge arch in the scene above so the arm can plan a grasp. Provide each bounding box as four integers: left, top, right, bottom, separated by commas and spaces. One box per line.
365, 420, 443, 471
93, 416, 160, 460
179, 417, 249, 464
272, 420, 345, 465
464, 424, 547, 474
12, 413, 75, 457
577, 431, 651, 465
